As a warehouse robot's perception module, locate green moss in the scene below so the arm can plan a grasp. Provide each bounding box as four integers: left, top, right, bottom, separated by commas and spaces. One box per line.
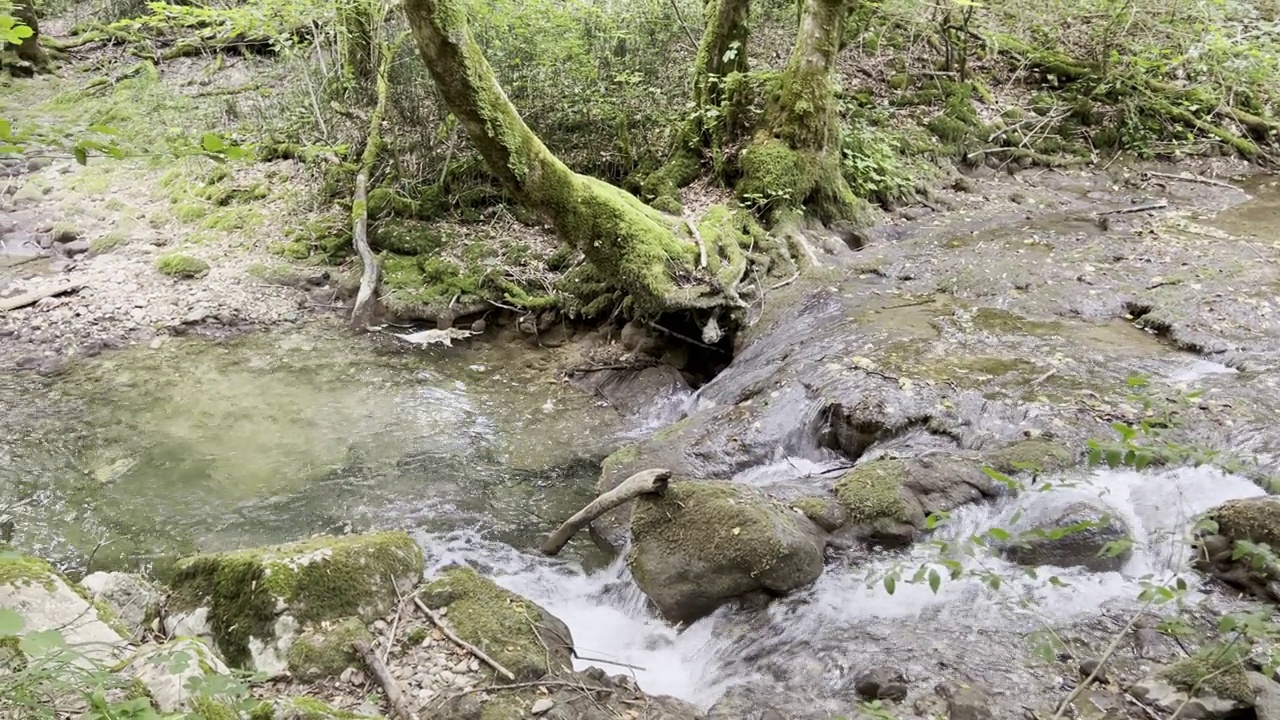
156, 254, 210, 279
0, 550, 60, 591
629, 481, 802, 588
887, 73, 913, 90
984, 439, 1075, 475
272, 696, 379, 720
371, 219, 446, 255
833, 461, 909, 525
202, 206, 264, 233
738, 137, 807, 206
477, 694, 526, 720
405, 626, 429, 645
173, 203, 206, 223
789, 497, 849, 532
190, 696, 241, 720
419, 566, 570, 680
90, 231, 131, 255
1160, 646, 1252, 703
1207, 498, 1280, 548
168, 532, 422, 669
286, 616, 372, 681
641, 151, 699, 211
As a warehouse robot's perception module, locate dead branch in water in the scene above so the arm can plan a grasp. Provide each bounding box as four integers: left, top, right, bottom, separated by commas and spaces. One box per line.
541, 469, 672, 556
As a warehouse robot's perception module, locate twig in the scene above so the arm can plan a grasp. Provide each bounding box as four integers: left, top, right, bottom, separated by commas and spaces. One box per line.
573, 653, 648, 672
354, 639, 414, 720
542, 469, 672, 556
667, 0, 699, 49
1050, 602, 1151, 720
645, 320, 728, 353
882, 297, 936, 310
684, 215, 707, 269
1141, 170, 1241, 191
412, 596, 516, 681
1031, 368, 1058, 385
1096, 199, 1169, 216
769, 271, 800, 290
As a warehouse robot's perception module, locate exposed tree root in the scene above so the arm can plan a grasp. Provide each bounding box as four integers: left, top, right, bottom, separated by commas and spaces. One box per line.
542, 469, 672, 556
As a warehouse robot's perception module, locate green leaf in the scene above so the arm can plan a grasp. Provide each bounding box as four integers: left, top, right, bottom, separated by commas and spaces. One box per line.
928, 569, 941, 594
19, 629, 67, 657
883, 575, 896, 595
0, 608, 23, 636
986, 527, 1010, 542
200, 132, 227, 152
74, 146, 88, 165
1103, 448, 1123, 468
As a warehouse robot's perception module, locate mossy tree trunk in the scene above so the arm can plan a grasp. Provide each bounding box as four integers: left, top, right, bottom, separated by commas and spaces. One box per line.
737, 0, 869, 231
693, 0, 750, 136
338, 0, 378, 85
7, 0, 51, 74
403, 0, 733, 314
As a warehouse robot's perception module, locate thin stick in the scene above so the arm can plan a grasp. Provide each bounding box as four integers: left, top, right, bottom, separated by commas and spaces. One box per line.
412, 596, 516, 681
667, 0, 698, 49
354, 639, 414, 720
1031, 368, 1058, 385
541, 469, 672, 556
1050, 603, 1150, 719
769, 271, 800, 290
1142, 170, 1241, 191
1096, 199, 1169, 216
573, 653, 648, 672
684, 216, 708, 269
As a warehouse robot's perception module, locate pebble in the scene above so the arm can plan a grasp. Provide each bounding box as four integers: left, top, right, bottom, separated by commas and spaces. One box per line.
531, 698, 555, 715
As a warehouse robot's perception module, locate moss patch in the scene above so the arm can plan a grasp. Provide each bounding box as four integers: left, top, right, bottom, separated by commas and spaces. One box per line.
285, 616, 371, 681
1207, 498, 1280, 548
167, 532, 423, 669
789, 497, 849, 532
371, 219, 446, 255
0, 550, 60, 591
419, 566, 571, 681
1159, 646, 1252, 704
270, 696, 380, 720
984, 439, 1075, 475
156, 254, 210, 279
833, 461, 910, 525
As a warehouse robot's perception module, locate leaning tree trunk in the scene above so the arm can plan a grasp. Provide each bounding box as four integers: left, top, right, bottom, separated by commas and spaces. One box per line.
641, 0, 751, 211
403, 0, 727, 314
7, 0, 51, 74
737, 0, 869, 230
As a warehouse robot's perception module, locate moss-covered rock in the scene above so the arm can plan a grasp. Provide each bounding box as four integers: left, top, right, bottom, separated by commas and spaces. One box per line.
833, 460, 918, 545
370, 218, 446, 255
789, 496, 849, 532
163, 532, 423, 675
263, 696, 383, 720
1000, 496, 1132, 572
983, 438, 1076, 475
156, 253, 210, 279
0, 549, 128, 665
285, 616, 372, 681
1204, 496, 1280, 548
419, 565, 573, 680
628, 481, 826, 623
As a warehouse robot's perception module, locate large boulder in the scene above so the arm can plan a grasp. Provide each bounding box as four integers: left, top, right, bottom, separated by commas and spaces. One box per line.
1194, 496, 1280, 601
1000, 495, 1133, 572
0, 549, 129, 666
832, 456, 999, 547
81, 571, 163, 641
418, 565, 573, 680
124, 637, 235, 713
627, 481, 826, 624
162, 531, 423, 677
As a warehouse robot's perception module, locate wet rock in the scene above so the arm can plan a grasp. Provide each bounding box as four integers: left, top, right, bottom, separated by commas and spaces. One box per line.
569, 365, 691, 417
1001, 495, 1132, 572
1078, 657, 1108, 684
1129, 648, 1255, 719
788, 496, 849, 533
935, 680, 994, 720
162, 531, 423, 677
854, 666, 909, 702
1193, 496, 1280, 601
983, 438, 1076, 476
0, 551, 129, 666
80, 571, 162, 639
424, 668, 703, 720
627, 481, 826, 623
125, 637, 232, 713
620, 320, 659, 355
832, 456, 998, 548
419, 565, 573, 680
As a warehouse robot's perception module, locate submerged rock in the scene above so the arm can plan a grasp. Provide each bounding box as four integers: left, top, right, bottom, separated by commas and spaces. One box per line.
627, 481, 826, 623
418, 565, 573, 680
1001, 495, 1133, 572
81, 571, 162, 640
162, 531, 423, 677
0, 549, 129, 665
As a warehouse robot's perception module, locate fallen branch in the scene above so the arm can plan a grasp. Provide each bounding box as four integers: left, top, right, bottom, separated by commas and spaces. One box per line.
573, 653, 648, 672
354, 639, 414, 720
0, 280, 84, 312
1141, 170, 1240, 191
1097, 199, 1169, 216
412, 596, 517, 681
685, 215, 708, 269
350, 33, 406, 330
541, 468, 672, 556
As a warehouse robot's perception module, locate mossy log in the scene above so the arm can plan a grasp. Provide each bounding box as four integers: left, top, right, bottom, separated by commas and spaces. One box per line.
403, 0, 764, 317
739, 0, 871, 231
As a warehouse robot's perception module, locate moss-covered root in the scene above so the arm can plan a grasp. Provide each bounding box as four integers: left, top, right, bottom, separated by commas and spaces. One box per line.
640, 150, 700, 214
419, 565, 574, 680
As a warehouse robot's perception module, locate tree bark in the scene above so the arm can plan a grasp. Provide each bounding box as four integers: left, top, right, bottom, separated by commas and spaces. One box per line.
693, 0, 750, 124
403, 0, 730, 314
738, 0, 870, 230
9, 0, 51, 73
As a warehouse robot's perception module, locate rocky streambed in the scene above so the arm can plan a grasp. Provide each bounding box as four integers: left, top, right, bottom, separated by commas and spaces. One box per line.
4, 162, 1280, 719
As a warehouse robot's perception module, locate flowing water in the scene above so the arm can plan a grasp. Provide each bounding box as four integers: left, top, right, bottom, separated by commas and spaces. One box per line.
0, 316, 1269, 712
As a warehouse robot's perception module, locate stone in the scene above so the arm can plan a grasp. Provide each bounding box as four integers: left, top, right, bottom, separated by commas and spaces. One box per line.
854, 666, 909, 702
285, 616, 373, 681
627, 481, 826, 623
419, 565, 573, 680
0, 550, 129, 666
80, 571, 162, 639
1079, 658, 1107, 684
61, 240, 91, 256
1129, 648, 1255, 719
788, 496, 849, 533
935, 680, 994, 720
531, 697, 555, 715
1000, 495, 1132, 572
162, 531, 423, 677
125, 637, 230, 713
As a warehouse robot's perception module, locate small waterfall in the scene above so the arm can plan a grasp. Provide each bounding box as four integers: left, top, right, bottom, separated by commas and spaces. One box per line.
417, 464, 1266, 711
